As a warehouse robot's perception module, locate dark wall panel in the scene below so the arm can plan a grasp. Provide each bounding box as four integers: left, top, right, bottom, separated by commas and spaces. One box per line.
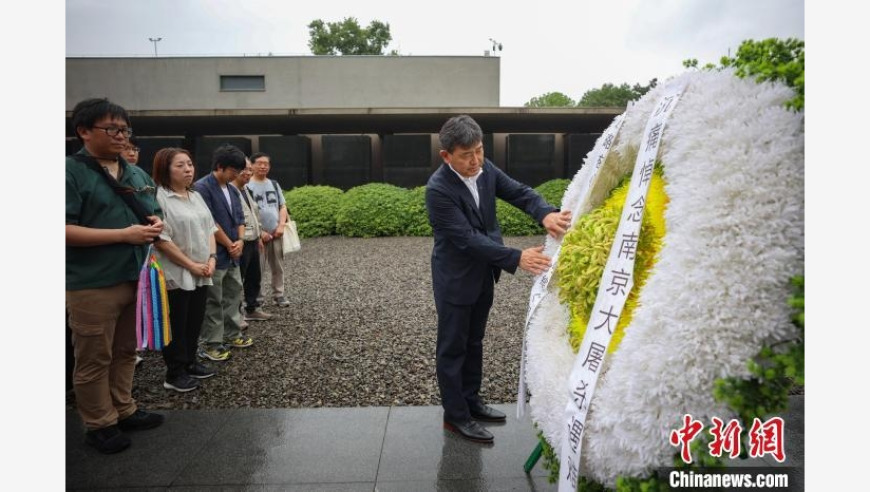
483, 134, 498, 169
320, 135, 371, 190
136, 137, 186, 177
259, 136, 311, 191
565, 133, 601, 178
382, 134, 431, 188
193, 137, 252, 179
505, 134, 556, 187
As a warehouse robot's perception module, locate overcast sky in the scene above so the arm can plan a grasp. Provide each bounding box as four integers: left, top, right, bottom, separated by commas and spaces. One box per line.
65, 0, 804, 107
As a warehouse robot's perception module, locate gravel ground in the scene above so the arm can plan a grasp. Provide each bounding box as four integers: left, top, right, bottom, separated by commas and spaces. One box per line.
114, 235, 546, 410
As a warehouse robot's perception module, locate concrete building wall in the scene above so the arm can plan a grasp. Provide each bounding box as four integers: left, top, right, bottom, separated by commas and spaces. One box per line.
66, 56, 500, 111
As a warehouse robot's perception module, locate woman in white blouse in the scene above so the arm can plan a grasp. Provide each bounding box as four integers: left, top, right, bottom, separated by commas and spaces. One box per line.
152, 148, 219, 393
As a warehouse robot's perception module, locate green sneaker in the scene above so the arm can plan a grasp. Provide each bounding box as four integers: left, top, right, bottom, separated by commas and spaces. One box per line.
227, 336, 254, 348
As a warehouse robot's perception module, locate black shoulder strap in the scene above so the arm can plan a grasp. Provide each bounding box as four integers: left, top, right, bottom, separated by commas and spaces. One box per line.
71, 154, 152, 225
240, 186, 253, 207
271, 179, 280, 196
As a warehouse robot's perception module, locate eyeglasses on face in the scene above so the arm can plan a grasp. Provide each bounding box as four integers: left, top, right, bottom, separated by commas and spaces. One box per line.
124, 146, 141, 152
92, 126, 134, 138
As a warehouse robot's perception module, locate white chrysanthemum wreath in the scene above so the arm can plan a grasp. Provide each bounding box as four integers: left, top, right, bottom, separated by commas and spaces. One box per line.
523, 69, 804, 486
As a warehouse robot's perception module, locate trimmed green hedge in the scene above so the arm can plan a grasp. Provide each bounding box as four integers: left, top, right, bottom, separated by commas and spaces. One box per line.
284, 178, 569, 238
496, 199, 542, 236
335, 183, 411, 237
284, 185, 344, 238
536, 178, 570, 207
496, 179, 569, 236
405, 186, 432, 236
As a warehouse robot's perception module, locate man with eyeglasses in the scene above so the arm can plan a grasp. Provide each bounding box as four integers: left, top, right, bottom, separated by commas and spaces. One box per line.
230, 158, 272, 323
66, 98, 166, 454
247, 152, 291, 308
122, 136, 140, 166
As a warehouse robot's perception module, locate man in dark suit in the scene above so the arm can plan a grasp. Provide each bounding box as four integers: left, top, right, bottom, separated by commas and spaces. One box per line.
426, 115, 571, 443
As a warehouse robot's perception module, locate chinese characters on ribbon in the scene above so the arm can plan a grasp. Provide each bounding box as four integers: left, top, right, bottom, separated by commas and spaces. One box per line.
516, 114, 627, 420
556, 84, 686, 492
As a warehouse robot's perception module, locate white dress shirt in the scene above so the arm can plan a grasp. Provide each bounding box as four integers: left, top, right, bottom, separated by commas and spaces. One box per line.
447, 164, 483, 208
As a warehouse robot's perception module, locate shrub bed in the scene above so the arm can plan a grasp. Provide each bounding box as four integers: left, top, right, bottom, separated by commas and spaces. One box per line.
287, 178, 569, 238
496, 178, 570, 236
284, 185, 344, 238
404, 186, 432, 236
335, 183, 412, 237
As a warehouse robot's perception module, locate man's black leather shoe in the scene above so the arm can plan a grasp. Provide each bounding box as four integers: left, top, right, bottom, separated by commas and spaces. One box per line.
469, 403, 506, 423
85, 425, 131, 454
443, 418, 494, 444
118, 409, 164, 431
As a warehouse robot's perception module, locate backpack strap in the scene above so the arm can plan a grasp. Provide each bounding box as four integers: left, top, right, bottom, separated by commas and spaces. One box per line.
270, 179, 291, 219
71, 154, 152, 225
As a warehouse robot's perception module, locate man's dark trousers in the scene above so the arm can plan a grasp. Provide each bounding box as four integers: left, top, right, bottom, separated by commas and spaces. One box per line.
435, 276, 495, 422
239, 240, 261, 311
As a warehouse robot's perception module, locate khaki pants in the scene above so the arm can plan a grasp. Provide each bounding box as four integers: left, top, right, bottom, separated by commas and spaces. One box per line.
66, 282, 139, 430
199, 266, 243, 347
260, 238, 285, 298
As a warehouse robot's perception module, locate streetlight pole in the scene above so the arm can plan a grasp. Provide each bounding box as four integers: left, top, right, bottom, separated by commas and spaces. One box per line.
148, 37, 162, 57
488, 38, 503, 55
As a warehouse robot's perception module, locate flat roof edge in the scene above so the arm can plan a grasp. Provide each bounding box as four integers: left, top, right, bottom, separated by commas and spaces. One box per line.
65, 107, 624, 117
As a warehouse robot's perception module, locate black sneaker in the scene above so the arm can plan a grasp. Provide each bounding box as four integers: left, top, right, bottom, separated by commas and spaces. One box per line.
85, 425, 131, 454
163, 374, 200, 393
186, 362, 216, 379
118, 409, 165, 431
274, 296, 291, 308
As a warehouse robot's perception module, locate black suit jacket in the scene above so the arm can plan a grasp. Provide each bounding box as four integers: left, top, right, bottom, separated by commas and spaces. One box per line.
425, 159, 556, 305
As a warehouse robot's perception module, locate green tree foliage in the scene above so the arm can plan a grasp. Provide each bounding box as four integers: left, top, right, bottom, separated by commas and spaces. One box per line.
525, 92, 576, 108
684, 38, 804, 110
631, 78, 658, 98
722, 38, 804, 111
307, 17, 392, 55
577, 80, 656, 108
284, 185, 344, 238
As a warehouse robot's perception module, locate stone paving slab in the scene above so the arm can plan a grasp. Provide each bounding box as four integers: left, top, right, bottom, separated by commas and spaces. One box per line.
377, 404, 549, 483
172, 407, 388, 487
66, 397, 803, 491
